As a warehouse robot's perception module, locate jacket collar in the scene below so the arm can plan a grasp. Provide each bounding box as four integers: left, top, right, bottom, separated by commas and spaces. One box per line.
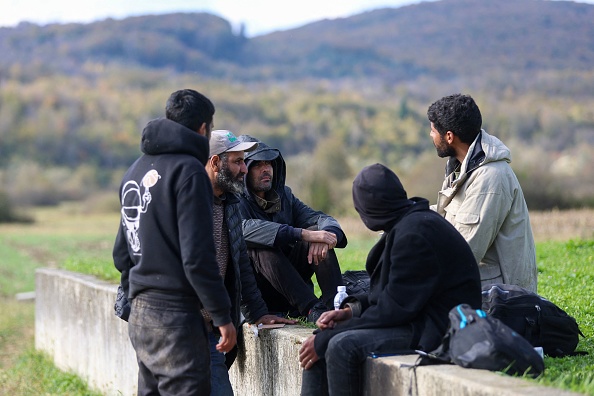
446, 130, 486, 179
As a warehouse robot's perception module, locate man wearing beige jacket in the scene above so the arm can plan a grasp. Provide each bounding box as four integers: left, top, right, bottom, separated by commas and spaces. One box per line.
427, 93, 537, 292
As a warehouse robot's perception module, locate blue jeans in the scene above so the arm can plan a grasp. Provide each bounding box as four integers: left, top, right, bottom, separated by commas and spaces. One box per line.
128, 293, 210, 396
209, 331, 234, 396
301, 326, 413, 396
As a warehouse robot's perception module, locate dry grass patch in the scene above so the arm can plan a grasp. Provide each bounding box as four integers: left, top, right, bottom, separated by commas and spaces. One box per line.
530, 208, 594, 242
338, 208, 594, 243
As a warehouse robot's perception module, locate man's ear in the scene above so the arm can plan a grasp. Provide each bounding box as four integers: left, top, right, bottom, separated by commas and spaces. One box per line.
445, 131, 455, 144
210, 155, 221, 172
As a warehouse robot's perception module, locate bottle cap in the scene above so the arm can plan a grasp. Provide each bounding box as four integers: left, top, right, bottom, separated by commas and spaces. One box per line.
337, 286, 346, 292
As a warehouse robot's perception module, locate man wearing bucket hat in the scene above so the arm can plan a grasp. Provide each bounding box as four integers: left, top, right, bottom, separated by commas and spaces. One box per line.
204, 130, 296, 395
236, 135, 347, 323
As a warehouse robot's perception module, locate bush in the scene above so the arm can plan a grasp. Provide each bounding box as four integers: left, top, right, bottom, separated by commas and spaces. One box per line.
0, 190, 32, 223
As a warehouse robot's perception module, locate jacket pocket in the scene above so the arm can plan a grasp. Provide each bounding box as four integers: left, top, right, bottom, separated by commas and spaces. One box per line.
455, 211, 480, 225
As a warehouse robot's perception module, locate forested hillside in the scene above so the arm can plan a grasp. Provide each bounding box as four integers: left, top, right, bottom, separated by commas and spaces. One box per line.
0, 13, 245, 77
246, 0, 594, 80
3, 0, 594, 80
0, 0, 593, 218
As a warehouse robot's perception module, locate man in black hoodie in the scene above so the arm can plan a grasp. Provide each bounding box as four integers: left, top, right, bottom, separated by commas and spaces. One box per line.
299, 163, 481, 396
113, 89, 236, 395
237, 135, 347, 323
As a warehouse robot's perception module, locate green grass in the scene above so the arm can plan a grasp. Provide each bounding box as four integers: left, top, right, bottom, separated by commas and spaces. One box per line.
62, 257, 121, 283
335, 237, 378, 271
533, 239, 594, 394
0, 241, 39, 295
1, 207, 593, 395
0, 300, 35, 368
0, 348, 102, 396
0, 299, 101, 395
0, 206, 118, 396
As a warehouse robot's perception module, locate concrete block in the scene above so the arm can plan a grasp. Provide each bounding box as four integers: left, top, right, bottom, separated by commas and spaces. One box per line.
230, 324, 313, 395
35, 268, 585, 396
35, 268, 138, 396
363, 354, 583, 396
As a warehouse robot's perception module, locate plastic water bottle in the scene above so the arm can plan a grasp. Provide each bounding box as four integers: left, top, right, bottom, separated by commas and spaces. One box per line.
534, 346, 544, 361
334, 286, 348, 310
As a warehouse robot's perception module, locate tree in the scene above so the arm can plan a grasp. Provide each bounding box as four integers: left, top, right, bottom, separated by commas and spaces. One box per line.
0, 190, 32, 223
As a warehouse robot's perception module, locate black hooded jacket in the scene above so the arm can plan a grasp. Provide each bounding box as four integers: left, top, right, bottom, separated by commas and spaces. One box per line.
313, 164, 481, 356
112, 117, 232, 327
237, 136, 347, 250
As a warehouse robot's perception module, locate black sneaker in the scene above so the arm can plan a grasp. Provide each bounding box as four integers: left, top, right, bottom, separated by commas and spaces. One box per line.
306, 301, 329, 323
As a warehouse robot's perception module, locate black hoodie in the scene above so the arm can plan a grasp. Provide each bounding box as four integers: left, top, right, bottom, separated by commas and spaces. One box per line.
113, 117, 232, 327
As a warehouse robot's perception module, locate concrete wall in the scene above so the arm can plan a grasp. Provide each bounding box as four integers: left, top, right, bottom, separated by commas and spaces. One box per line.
229, 325, 313, 395
35, 268, 583, 396
35, 268, 138, 396
363, 355, 573, 396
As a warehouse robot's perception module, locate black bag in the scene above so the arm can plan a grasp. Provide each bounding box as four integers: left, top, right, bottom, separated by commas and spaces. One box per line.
481, 284, 586, 357
114, 284, 131, 322
418, 304, 544, 377
342, 270, 370, 295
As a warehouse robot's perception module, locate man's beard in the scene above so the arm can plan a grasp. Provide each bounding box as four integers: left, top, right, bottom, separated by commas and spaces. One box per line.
216, 162, 244, 194
435, 135, 456, 158
249, 171, 273, 194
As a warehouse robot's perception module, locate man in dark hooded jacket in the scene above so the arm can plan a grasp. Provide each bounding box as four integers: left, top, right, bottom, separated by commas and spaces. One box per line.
113, 89, 235, 395
299, 163, 481, 396
237, 135, 347, 323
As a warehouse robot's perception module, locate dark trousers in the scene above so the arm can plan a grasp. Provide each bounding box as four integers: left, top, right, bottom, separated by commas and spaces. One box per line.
248, 241, 343, 315
301, 326, 413, 396
128, 293, 210, 396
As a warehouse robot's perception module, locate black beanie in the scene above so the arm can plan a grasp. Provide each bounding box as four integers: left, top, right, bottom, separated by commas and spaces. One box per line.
352, 163, 413, 231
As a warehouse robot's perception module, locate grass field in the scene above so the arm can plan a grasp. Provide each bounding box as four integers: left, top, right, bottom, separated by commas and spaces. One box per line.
0, 204, 593, 394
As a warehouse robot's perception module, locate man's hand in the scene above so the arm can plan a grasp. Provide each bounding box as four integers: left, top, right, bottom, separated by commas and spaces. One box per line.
316, 307, 352, 330
301, 230, 338, 264
301, 229, 338, 248
308, 242, 332, 265
254, 314, 298, 325
216, 322, 237, 354
299, 335, 319, 370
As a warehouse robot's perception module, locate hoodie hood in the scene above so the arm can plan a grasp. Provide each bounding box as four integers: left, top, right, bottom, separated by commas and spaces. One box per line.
352, 163, 414, 232
141, 118, 210, 165
447, 129, 511, 177
477, 129, 511, 165
238, 135, 286, 194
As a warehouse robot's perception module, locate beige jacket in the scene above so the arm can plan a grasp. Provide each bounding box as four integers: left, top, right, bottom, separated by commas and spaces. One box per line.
433, 130, 537, 292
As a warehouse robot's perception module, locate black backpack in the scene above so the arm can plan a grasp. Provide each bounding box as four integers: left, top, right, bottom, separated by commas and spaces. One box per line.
481, 284, 586, 358
418, 304, 544, 377
342, 270, 370, 295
